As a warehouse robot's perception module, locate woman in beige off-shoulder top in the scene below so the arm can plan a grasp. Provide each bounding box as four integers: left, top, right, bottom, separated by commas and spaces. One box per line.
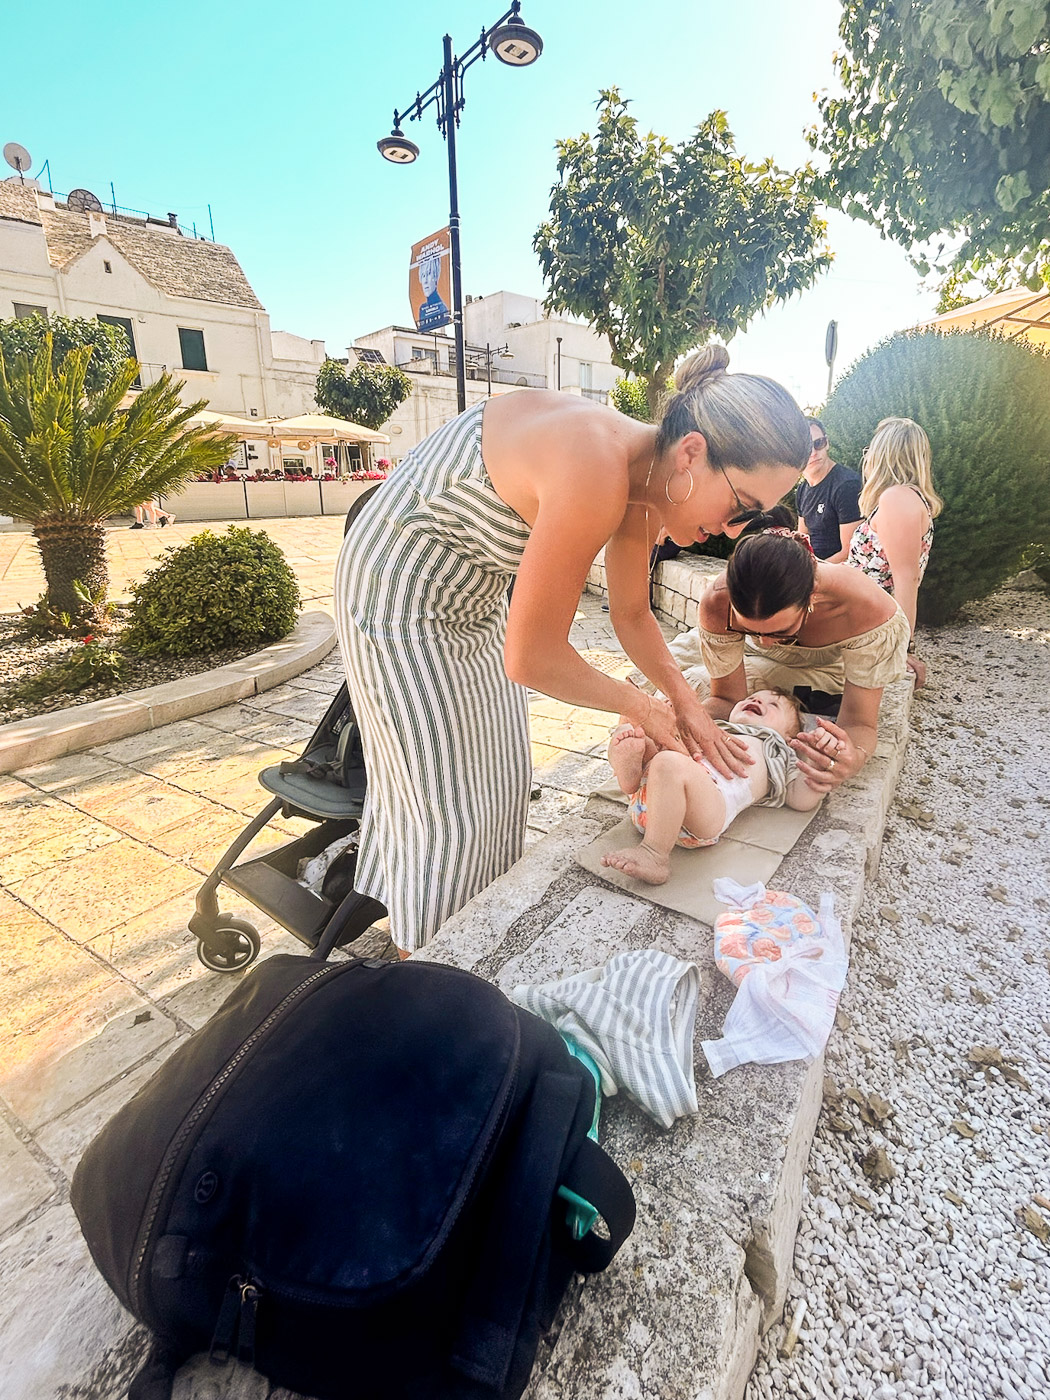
666, 529, 908, 794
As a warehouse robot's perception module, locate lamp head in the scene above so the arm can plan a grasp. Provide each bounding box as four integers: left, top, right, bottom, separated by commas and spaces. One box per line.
487, 14, 543, 66
377, 125, 420, 164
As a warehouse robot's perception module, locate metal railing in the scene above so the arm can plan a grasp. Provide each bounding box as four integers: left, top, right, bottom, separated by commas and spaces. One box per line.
395, 359, 548, 390
581, 386, 609, 404
122, 362, 168, 389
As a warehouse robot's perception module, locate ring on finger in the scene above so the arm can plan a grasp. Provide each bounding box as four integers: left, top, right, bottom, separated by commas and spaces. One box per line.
828, 758, 836, 770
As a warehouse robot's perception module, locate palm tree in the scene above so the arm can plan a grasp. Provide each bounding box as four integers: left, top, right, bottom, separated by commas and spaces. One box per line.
0, 336, 236, 629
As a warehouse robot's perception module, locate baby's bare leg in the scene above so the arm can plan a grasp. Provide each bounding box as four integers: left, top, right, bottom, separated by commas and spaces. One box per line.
602, 751, 726, 884
607, 721, 658, 797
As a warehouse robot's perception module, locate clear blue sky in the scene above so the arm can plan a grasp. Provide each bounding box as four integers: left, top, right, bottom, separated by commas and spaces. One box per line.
4, 0, 934, 409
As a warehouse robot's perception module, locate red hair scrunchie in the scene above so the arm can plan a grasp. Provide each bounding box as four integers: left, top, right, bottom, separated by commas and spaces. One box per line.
761, 526, 815, 556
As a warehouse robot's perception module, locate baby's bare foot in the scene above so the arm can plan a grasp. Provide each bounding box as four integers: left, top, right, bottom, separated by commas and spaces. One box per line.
608, 725, 647, 795
600, 844, 671, 885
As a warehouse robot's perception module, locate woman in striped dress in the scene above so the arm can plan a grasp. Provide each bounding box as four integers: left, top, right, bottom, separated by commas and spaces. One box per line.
334, 345, 812, 951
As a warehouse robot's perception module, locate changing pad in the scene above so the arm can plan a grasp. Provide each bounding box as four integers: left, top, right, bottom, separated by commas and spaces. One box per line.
577, 777, 820, 926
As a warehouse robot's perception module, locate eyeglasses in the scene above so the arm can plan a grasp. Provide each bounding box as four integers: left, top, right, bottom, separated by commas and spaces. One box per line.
726, 603, 807, 646
718, 464, 768, 528
810, 436, 828, 451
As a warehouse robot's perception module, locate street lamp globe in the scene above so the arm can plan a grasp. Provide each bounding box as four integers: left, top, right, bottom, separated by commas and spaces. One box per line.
377, 127, 420, 164
487, 15, 543, 65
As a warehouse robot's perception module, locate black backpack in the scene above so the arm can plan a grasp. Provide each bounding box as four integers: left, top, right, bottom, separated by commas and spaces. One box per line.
71, 954, 635, 1400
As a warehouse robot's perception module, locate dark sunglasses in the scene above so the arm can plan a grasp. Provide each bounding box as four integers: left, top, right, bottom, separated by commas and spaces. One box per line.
720, 463, 805, 529
810, 435, 828, 451
727, 603, 806, 645
719, 464, 773, 528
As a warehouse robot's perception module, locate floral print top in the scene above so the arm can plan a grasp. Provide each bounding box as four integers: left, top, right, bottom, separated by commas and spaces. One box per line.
847, 488, 934, 595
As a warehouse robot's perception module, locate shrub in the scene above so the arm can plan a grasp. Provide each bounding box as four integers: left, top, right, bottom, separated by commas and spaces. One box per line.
5, 637, 126, 704
823, 328, 1050, 625
123, 527, 300, 657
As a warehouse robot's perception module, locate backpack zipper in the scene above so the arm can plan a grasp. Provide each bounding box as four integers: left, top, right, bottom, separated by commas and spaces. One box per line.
209, 1274, 260, 1367
128, 965, 336, 1327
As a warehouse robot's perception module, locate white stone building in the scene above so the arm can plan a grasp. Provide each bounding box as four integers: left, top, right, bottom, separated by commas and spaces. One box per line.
0, 179, 324, 427
351, 289, 621, 460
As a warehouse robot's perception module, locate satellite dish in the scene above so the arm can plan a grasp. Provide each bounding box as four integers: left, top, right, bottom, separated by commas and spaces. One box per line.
67, 187, 104, 213
3, 142, 32, 175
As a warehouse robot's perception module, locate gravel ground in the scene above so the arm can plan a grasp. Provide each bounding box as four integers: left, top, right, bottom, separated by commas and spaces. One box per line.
0, 612, 261, 723
746, 582, 1050, 1400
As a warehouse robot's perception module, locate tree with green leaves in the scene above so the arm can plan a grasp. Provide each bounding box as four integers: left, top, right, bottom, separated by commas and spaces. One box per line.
534, 89, 832, 416
0, 337, 235, 629
812, 0, 1050, 289
0, 312, 127, 395
823, 327, 1050, 624
315, 359, 412, 432
608, 377, 652, 422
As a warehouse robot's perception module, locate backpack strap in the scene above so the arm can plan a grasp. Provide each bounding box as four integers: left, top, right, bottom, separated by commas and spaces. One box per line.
127, 1337, 193, 1400
559, 1135, 637, 1273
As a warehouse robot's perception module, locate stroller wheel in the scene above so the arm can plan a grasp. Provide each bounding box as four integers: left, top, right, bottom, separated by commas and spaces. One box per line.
196, 919, 261, 973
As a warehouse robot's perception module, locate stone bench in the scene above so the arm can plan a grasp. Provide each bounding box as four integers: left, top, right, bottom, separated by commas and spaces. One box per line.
414, 673, 912, 1400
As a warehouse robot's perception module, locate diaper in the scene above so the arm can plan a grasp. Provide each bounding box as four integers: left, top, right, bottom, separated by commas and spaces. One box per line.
627, 761, 754, 849
712, 888, 823, 987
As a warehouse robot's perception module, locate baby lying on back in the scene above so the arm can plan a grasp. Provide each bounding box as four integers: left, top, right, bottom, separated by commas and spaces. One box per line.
602, 688, 824, 885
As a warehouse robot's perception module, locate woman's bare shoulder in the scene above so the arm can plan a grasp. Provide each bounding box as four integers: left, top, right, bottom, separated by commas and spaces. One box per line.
875, 484, 930, 523
485, 391, 630, 458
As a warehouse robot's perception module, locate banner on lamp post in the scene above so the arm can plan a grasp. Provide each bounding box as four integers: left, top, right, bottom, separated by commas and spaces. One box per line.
409, 228, 452, 333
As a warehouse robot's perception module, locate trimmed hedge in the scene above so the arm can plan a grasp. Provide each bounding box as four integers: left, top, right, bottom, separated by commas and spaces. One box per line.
123, 526, 301, 657
824, 328, 1050, 624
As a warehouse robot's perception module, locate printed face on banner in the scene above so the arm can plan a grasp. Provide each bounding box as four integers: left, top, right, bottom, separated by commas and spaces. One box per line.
409, 228, 452, 332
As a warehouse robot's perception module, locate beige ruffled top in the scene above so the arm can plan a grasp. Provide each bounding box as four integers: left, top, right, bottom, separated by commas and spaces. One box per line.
698, 603, 909, 691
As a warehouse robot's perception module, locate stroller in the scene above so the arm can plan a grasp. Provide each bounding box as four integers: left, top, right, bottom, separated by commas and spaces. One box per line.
188, 681, 387, 972
188, 486, 387, 973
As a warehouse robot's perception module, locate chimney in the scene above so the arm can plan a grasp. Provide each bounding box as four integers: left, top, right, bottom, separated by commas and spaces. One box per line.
88, 210, 107, 239
167, 212, 178, 228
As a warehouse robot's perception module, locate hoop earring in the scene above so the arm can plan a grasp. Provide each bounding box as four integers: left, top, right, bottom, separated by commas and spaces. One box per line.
665, 468, 694, 506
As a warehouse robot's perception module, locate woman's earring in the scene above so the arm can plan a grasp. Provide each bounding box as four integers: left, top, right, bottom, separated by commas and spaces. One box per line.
665, 468, 694, 506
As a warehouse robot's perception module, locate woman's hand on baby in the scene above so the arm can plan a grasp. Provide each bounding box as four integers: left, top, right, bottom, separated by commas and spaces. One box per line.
675, 703, 753, 778
789, 718, 853, 792
640, 695, 687, 754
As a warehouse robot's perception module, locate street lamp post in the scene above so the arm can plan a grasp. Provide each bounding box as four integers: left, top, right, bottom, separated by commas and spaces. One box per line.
377, 3, 543, 413
466, 341, 511, 395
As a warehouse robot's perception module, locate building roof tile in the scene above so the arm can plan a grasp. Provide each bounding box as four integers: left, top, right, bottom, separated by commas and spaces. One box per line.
0, 181, 264, 310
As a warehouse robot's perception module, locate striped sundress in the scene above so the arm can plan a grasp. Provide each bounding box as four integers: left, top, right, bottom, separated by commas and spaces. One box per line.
333, 401, 532, 952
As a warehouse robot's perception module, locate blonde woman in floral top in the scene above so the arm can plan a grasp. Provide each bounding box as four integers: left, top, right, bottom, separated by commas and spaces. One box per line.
846, 417, 941, 688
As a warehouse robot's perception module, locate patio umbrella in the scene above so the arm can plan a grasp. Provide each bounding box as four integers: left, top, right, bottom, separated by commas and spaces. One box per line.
183, 410, 271, 438
265, 412, 391, 444
920, 287, 1050, 348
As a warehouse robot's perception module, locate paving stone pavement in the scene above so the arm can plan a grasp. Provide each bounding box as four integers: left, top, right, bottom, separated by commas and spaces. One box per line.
0, 591, 634, 1400
0, 516, 346, 616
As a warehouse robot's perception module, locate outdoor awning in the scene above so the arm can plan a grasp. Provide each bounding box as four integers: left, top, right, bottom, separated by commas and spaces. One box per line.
264, 412, 391, 444
920, 288, 1050, 348
184, 410, 271, 438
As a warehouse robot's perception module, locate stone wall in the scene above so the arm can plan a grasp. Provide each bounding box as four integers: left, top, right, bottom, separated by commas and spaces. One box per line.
586, 548, 724, 628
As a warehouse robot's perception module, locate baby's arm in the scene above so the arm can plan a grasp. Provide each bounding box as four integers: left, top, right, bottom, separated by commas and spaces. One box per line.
784, 771, 825, 812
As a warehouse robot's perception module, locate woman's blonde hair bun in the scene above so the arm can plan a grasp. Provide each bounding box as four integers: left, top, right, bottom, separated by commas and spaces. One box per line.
656, 343, 810, 472
675, 344, 731, 395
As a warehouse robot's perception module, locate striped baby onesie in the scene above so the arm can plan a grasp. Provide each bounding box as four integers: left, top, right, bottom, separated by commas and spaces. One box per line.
333, 401, 532, 951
